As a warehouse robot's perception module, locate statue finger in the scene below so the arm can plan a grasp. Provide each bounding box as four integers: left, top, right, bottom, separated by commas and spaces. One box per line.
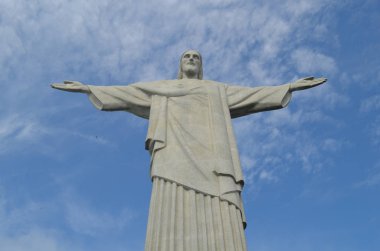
51, 83, 68, 89
315, 77, 327, 84
303, 76, 314, 80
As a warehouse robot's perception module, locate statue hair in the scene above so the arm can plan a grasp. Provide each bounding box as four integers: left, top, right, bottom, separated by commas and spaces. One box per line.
177, 50, 203, 80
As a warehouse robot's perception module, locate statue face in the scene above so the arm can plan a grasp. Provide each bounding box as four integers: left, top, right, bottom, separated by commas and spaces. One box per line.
181, 50, 201, 77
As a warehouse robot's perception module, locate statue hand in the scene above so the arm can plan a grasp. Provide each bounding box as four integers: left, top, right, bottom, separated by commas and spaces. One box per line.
289, 77, 327, 92
51, 81, 90, 93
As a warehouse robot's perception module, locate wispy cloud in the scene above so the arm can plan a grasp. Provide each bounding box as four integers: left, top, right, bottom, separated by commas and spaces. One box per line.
0, 0, 344, 160
360, 95, 380, 146
291, 48, 337, 74
0, 0, 339, 85
234, 102, 344, 192
0, 112, 114, 156
0, 114, 50, 154
1, 0, 372, 249
0, 184, 137, 251
0, 186, 69, 251
356, 172, 380, 187
65, 201, 135, 236
355, 162, 380, 188
0, 229, 75, 251
360, 95, 380, 112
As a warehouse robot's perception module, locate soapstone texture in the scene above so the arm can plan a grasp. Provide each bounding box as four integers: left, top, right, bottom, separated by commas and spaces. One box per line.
145, 177, 247, 251
51, 50, 326, 251
87, 78, 292, 224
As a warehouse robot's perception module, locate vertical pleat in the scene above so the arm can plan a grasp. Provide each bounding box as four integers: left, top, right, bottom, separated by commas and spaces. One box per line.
169, 182, 177, 250
145, 177, 247, 251
183, 187, 190, 250
196, 193, 208, 250
235, 205, 247, 251
144, 178, 158, 251
152, 178, 165, 251
148, 181, 157, 251
188, 189, 198, 251
212, 196, 226, 251
230, 205, 243, 251
175, 185, 184, 251
205, 195, 216, 251
220, 200, 236, 250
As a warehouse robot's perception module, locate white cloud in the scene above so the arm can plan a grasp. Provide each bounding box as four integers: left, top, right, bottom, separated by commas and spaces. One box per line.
291, 48, 337, 74
360, 95, 380, 112
360, 95, 380, 146
355, 162, 380, 188
3, 0, 376, 249
234, 99, 343, 191
358, 172, 380, 187
0, 114, 50, 154
0, 0, 351, 209
321, 138, 344, 152
0, 0, 343, 161
0, 0, 337, 87
284, 0, 324, 17
369, 117, 380, 146
259, 169, 279, 182
0, 227, 135, 251
291, 84, 349, 111
65, 202, 135, 236
0, 112, 114, 156
0, 184, 137, 251
0, 189, 70, 251
0, 230, 71, 251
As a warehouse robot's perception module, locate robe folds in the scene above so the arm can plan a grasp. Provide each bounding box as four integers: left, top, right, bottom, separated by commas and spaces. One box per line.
87, 79, 291, 231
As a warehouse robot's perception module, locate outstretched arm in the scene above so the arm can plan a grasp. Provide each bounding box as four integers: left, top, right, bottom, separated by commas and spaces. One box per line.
51, 81, 151, 119
289, 76, 327, 92
227, 84, 292, 118
226, 76, 327, 118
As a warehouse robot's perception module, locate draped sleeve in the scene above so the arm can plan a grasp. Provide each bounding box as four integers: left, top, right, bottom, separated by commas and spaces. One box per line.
87, 84, 152, 119
226, 84, 292, 118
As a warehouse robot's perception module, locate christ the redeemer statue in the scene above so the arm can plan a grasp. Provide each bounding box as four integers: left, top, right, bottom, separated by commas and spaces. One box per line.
52, 50, 326, 251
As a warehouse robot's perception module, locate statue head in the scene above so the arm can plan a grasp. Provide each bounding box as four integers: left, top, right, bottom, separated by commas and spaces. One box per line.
177, 50, 203, 80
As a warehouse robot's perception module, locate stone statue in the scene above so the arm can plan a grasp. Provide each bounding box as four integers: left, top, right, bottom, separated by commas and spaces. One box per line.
52, 50, 326, 251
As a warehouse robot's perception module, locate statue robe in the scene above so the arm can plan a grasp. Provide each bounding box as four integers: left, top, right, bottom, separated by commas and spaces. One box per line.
87, 79, 291, 250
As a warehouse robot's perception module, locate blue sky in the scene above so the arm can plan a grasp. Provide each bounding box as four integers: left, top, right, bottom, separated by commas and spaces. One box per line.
0, 0, 379, 250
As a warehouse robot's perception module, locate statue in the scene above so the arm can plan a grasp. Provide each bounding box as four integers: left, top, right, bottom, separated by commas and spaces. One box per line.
52, 50, 326, 251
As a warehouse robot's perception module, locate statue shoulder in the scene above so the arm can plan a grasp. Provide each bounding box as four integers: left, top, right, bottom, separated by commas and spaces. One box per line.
199, 79, 227, 87
130, 79, 228, 89
130, 79, 175, 87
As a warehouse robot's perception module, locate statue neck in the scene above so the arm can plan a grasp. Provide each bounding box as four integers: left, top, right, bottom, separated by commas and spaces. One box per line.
182, 71, 198, 79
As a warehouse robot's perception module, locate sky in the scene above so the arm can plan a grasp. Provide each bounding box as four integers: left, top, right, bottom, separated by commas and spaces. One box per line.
0, 0, 379, 250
